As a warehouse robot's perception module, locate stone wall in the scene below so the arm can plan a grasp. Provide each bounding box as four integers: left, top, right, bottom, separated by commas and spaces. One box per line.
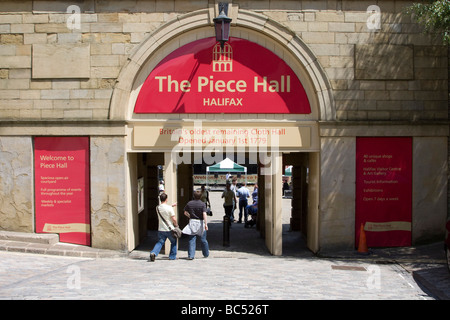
413, 137, 448, 244
0, 0, 447, 251
0, 0, 447, 122
0, 137, 33, 233
319, 136, 355, 250
90, 136, 126, 250
319, 130, 448, 250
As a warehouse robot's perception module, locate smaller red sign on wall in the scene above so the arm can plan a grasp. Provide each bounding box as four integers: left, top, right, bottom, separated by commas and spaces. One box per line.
355, 137, 412, 247
34, 137, 90, 246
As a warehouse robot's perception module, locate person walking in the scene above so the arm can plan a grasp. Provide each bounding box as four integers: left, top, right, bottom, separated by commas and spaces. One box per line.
230, 177, 238, 222
251, 184, 258, 204
182, 190, 209, 260
222, 182, 236, 223
149, 193, 178, 262
236, 183, 250, 223
200, 184, 211, 215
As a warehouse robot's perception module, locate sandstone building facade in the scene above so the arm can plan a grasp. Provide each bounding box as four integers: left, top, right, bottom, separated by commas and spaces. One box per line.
0, 0, 448, 254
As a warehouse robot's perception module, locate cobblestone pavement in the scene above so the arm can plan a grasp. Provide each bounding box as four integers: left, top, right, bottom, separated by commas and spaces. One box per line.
0, 224, 443, 300
0, 190, 448, 301
0, 247, 433, 300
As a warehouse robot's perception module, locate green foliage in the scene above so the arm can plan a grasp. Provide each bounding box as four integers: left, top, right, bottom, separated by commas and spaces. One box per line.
405, 0, 450, 44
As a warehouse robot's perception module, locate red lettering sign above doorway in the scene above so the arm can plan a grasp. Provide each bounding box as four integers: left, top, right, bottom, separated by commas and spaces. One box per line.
134, 37, 311, 114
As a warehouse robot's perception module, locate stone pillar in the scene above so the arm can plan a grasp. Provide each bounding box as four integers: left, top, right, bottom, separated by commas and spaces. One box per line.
319, 137, 356, 251
263, 152, 282, 256
177, 162, 193, 229
90, 137, 127, 251
0, 137, 33, 233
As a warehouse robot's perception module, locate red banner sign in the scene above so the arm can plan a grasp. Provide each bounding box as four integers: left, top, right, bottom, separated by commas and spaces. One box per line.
35, 137, 90, 246
134, 37, 311, 114
355, 137, 412, 247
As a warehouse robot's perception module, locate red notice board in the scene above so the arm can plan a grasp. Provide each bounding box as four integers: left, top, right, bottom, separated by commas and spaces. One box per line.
35, 137, 90, 246
355, 137, 412, 247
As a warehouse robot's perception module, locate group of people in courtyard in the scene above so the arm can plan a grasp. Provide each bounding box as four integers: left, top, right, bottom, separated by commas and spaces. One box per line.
221, 177, 258, 228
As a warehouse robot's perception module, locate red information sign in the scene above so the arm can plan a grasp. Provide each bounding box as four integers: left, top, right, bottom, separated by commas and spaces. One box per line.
355, 137, 412, 247
134, 37, 311, 114
35, 137, 90, 246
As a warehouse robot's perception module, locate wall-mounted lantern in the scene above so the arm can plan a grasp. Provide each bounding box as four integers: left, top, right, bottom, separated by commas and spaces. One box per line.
213, 2, 232, 49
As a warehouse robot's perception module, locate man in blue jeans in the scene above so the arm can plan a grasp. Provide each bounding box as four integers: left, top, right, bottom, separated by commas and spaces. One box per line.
237, 183, 250, 223
183, 190, 209, 260
149, 193, 178, 262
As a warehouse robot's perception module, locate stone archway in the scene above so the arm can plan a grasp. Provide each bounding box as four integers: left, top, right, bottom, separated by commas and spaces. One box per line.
108, 7, 335, 121
118, 7, 333, 254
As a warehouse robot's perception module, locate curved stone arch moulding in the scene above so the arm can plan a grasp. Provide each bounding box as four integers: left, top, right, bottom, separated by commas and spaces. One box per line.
109, 8, 335, 121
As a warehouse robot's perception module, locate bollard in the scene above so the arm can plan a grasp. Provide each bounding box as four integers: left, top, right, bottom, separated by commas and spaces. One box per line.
223, 215, 230, 247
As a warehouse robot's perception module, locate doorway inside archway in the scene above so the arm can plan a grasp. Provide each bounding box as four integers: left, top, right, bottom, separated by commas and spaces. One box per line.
129, 151, 315, 258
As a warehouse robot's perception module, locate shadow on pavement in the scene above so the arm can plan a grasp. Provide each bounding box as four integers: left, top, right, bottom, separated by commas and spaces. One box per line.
133, 218, 313, 259
132, 189, 314, 259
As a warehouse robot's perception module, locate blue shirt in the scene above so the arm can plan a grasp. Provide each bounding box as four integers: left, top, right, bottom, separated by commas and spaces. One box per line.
237, 187, 250, 201
252, 188, 258, 202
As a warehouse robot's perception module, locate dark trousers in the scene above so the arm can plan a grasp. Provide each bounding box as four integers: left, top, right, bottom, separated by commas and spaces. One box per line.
238, 199, 248, 222
224, 204, 234, 222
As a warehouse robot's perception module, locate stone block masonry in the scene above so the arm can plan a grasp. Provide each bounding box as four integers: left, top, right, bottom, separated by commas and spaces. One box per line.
0, 0, 447, 253
0, 0, 446, 122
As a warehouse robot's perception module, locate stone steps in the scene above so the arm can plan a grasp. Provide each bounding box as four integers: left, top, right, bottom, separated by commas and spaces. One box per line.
0, 230, 59, 245
0, 230, 127, 258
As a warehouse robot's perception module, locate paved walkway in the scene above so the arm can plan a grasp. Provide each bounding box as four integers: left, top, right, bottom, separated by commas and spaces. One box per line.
0, 190, 449, 300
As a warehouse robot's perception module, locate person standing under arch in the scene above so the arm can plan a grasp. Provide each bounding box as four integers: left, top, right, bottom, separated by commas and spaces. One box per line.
236, 183, 250, 223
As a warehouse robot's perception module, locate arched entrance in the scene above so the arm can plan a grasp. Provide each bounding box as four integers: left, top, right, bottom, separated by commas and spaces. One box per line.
109, 8, 334, 120
112, 7, 335, 255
